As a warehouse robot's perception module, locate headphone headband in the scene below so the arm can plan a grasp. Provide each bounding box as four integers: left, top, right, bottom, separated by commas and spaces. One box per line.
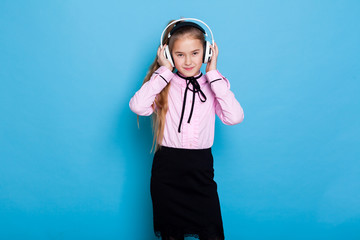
170, 21, 206, 36
160, 18, 215, 47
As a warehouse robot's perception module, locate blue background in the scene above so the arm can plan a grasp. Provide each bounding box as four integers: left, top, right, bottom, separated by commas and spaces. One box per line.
1, 0, 359, 239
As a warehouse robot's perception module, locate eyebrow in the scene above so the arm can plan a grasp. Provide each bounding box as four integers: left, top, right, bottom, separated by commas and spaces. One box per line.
174, 49, 201, 54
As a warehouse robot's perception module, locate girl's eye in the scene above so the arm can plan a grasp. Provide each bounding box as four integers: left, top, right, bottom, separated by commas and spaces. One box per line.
177, 54, 183, 57
193, 52, 199, 55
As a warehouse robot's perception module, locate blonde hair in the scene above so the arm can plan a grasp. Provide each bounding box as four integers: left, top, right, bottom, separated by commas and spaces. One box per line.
138, 19, 206, 153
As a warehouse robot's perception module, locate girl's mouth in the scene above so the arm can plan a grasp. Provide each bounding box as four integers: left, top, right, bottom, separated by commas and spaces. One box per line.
184, 67, 194, 71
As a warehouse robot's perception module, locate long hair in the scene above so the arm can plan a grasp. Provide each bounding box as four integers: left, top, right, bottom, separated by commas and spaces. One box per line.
138, 19, 206, 153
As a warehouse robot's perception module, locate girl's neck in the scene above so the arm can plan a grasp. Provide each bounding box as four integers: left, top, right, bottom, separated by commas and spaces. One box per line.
176, 70, 202, 78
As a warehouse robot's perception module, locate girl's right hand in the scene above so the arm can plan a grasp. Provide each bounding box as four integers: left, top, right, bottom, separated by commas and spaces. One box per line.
157, 44, 173, 71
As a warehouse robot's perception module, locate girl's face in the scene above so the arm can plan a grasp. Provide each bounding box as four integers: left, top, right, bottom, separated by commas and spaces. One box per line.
171, 37, 204, 77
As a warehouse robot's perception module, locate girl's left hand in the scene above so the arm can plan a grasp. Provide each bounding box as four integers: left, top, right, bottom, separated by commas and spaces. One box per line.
206, 42, 219, 73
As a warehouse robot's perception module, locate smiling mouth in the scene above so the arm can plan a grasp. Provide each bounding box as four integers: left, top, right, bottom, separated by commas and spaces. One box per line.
184, 67, 194, 71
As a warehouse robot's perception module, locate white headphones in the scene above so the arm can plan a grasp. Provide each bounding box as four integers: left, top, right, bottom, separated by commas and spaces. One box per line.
160, 18, 215, 68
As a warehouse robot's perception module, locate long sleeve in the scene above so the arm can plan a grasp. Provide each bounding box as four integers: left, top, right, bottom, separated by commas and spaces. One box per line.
205, 69, 244, 125
129, 66, 174, 116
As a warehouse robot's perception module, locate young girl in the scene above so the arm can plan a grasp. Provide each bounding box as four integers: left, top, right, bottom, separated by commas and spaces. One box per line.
129, 18, 244, 240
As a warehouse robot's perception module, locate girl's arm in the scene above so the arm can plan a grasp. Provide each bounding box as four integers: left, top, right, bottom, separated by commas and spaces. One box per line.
129, 66, 174, 116
206, 69, 244, 125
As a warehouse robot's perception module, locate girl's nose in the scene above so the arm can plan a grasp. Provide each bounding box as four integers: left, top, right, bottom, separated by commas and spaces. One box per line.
185, 56, 191, 65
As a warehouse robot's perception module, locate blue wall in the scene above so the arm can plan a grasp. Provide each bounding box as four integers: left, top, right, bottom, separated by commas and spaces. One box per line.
1, 0, 359, 239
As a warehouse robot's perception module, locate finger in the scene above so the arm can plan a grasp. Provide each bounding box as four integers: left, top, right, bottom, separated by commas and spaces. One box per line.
160, 44, 166, 54
160, 45, 166, 55
209, 44, 215, 53
159, 46, 165, 60
157, 45, 161, 57
213, 43, 218, 54
212, 42, 217, 50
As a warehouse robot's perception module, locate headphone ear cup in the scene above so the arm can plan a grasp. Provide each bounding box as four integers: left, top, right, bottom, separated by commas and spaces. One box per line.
164, 45, 175, 67
203, 41, 213, 64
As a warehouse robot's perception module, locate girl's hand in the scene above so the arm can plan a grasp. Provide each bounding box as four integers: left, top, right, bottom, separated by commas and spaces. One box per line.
157, 44, 173, 71
206, 42, 219, 73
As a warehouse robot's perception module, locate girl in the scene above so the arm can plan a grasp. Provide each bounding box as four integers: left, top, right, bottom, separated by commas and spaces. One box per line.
129, 18, 244, 240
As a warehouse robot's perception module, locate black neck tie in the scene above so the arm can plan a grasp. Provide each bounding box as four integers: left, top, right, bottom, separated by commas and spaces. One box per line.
176, 72, 207, 133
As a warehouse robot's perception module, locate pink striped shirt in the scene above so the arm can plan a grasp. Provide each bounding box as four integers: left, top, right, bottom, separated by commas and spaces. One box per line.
129, 66, 244, 149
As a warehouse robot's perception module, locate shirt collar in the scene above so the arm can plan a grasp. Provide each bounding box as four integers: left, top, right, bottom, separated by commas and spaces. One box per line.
172, 70, 208, 86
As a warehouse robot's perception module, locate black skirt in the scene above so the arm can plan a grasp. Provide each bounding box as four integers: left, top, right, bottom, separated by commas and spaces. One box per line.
150, 146, 225, 240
